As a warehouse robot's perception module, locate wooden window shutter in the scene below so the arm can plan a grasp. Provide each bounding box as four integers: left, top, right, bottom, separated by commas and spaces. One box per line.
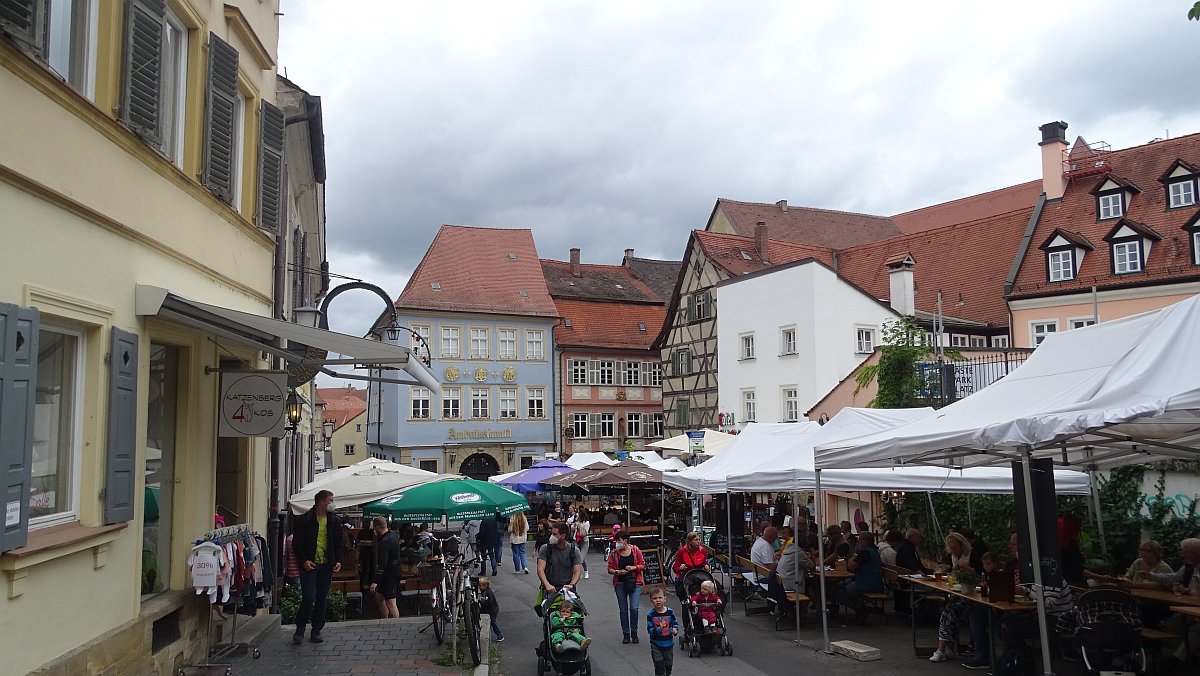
119, 0, 166, 146
589, 413, 601, 439
684, 295, 694, 323
0, 302, 38, 552
0, 0, 45, 55
202, 32, 239, 204
104, 328, 139, 524
257, 100, 285, 233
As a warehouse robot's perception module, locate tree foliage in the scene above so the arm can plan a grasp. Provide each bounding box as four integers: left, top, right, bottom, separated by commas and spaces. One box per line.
1191, 2, 1200, 21
854, 316, 962, 408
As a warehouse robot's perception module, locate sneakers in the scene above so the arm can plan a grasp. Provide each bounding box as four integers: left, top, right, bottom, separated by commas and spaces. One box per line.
524, 568, 530, 574
930, 650, 948, 662
631, 634, 639, 644
291, 632, 303, 646
580, 637, 592, 650
623, 636, 631, 644
554, 643, 565, 653
310, 632, 324, 643
584, 571, 590, 579
496, 636, 505, 642
961, 659, 989, 670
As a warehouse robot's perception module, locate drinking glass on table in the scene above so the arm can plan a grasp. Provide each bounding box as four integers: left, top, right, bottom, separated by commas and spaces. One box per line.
1172, 582, 1183, 597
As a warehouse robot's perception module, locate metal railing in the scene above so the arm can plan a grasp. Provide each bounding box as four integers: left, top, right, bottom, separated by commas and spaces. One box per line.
915, 349, 1034, 408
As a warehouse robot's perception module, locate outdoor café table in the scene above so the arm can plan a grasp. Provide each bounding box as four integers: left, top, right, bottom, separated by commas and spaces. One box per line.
1131, 587, 1200, 607
1169, 605, 1200, 667
906, 574, 1038, 672
805, 567, 852, 606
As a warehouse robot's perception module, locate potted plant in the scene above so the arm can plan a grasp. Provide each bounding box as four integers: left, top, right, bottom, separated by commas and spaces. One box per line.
952, 569, 980, 594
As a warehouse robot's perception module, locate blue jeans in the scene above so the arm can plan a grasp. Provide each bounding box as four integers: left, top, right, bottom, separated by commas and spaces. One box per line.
512, 542, 528, 571
967, 602, 990, 662
490, 614, 503, 639
492, 539, 503, 571
296, 563, 334, 635
615, 583, 643, 637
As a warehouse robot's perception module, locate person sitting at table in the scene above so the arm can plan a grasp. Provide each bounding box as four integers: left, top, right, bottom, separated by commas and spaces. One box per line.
896, 528, 929, 574
777, 531, 813, 601
1140, 537, 1200, 668
961, 552, 1004, 670
835, 532, 884, 622
822, 525, 850, 566
1058, 514, 1109, 587
1117, 539, 1173, 588
777, 526, 794, 556
953, 527, 989, 574
929, 532, 975, 662
841, 520, 858, 549
878, 530, 903, 567
750, 526, 780, 604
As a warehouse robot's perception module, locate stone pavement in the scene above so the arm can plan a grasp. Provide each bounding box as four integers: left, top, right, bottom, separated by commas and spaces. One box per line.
215, 618, 468, 675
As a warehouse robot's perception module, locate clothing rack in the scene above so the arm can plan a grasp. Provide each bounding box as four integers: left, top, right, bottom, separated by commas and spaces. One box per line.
179, 524, 263, 675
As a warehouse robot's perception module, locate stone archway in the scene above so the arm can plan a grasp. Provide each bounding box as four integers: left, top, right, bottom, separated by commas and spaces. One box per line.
459, 452, 500, 481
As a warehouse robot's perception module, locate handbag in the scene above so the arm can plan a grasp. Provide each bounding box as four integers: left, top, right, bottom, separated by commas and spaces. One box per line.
622, 573, 638, 594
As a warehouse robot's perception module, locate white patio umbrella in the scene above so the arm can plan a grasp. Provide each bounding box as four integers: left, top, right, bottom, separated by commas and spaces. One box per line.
288, 459, 442, 514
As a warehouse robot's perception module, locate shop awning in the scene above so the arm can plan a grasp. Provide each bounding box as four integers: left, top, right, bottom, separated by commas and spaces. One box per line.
135, 285, 439, 390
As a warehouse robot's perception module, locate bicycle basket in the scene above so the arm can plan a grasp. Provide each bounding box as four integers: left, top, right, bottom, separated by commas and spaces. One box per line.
418, 562, 444, 588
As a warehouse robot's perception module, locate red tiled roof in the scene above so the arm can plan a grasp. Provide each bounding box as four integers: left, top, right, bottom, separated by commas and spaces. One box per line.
1010, 133, 1200, 298
694, 230, 836, 276
541, 260, 662, 303
891, 180, 1041, 234
624, 257, 683, 301
396, 225, 558, 317
551, 299, 666, 350
838, 207, 1036, 328
714, 199, 902, 248
316, 387, 368, 431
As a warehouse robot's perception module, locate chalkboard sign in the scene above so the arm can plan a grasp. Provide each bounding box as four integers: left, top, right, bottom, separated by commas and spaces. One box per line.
641, 548, 664, 586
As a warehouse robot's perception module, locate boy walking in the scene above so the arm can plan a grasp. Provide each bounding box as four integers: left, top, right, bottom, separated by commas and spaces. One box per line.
476, 577, 504, 642
646, 588, 679, 676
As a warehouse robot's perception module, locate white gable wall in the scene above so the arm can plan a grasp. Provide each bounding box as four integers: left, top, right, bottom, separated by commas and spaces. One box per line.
716, 263, 897, 428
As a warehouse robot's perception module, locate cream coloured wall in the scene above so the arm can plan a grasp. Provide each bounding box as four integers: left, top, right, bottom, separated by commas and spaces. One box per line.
1009, 284, 1200, 348
331, 412, 368, 469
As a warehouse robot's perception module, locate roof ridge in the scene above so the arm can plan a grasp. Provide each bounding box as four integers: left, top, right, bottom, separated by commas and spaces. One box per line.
843, 206, 1035, 253
440, 223, 535, 234
1106, 130, 1200, 156
717, 197, 892, 221
695, 229, 832, 251
889, 179, 1039, 218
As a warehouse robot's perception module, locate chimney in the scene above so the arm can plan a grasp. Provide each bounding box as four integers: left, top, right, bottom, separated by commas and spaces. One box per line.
887, 255, 916, 316
623, 248, 634, 265
755, 222, 769, 263
776, 199, 788, 212
569, 248, 581, 277
1039, 121, 1069, 200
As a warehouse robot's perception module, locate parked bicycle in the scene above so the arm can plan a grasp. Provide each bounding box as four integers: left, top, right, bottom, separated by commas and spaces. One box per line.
422, 534, 485, 666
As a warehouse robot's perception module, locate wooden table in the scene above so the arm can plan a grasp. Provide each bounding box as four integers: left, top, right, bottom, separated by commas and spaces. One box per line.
1170, 604, 1200, 666
805, 568, 851, 605
1132, 588, 1200, 606
907, 575, 1039, 671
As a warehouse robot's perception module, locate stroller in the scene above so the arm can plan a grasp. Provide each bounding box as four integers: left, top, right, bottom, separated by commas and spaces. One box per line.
677, 569, 732, 657
535, 590, 593, 676
1071, 588, 1146, 676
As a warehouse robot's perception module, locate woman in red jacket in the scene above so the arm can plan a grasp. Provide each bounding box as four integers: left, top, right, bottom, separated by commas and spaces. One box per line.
672, 531, 710, 600
607, 530, 646, 644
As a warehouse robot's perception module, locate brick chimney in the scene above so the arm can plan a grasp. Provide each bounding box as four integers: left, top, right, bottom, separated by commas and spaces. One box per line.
755, 222, 769, 263
776, 199, 788, 212
623, 248, 635, 266
887, 254, 916, 316
570, 248, 581, 277
1039, 121, 1069, 200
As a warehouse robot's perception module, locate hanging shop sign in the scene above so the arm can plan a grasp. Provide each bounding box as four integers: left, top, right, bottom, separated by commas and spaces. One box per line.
219, 371, 288, 438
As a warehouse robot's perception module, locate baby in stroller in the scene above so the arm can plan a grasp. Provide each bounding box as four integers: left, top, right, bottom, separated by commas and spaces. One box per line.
678, 569, 732, 657
551, 600, 592, 652
536, 591, 593, 676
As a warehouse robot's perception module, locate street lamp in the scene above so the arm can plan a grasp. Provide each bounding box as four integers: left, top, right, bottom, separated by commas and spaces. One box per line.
293, 305, 322, 329
322, 419, 335, 450
285, 390, 303, 430
309, 281, 433, 366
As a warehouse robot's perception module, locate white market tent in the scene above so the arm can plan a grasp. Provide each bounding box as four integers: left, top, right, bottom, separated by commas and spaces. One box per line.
562, 452, 617, 469
647, 429, 736, 457
727, 407, 1092, 494
288, 459, 442, 514
650, 457, 688, 472
813, 295, 1200, 672
663, 422, 822, 494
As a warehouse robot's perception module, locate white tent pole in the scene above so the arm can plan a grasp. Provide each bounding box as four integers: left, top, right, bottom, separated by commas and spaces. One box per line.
793, 492, 800, 646
1088, 470, 1108, 555
816, 469, 830, 653
726, 492, 735, 618
1020, 448, 1054, 676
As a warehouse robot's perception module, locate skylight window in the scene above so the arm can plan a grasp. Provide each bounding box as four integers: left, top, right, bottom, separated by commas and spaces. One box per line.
739, 250, 752, 260
431, 282, 441, 290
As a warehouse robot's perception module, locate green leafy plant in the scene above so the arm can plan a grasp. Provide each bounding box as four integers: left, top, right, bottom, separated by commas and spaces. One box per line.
952, 569, 980, 590
278, 582, 347, 625
853, 316, 964, 408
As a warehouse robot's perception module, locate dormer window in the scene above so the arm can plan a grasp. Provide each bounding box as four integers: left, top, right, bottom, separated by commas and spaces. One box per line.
1038, 229, 1094, 283
1103, 219, 1161, 276
1090, 174, 1140, 222
1182, 212, 1200, 267
1159, 159, 1200, 209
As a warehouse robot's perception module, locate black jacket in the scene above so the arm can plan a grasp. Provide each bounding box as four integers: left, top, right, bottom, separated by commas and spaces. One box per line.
292, 508, 344, 567
478, 587, 499, 617
478, 516, 500, 549
374, 531, 402, 584
896, 540, 926, 574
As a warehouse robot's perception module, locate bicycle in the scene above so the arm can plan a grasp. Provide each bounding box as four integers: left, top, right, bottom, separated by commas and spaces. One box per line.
421, 535, 484, 666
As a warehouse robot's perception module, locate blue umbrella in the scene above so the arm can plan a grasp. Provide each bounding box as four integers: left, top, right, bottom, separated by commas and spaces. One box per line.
496, 460, 575, 493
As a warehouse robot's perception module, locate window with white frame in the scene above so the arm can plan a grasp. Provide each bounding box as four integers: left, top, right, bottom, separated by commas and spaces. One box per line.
1031, 321, 1057, 346
782, 387, 799, 422
411, 387, 431, 419
442, 387, 461, 419
691, 292, 713, 320
742, 389, 756, 422
344, 444, 356, 455
46, 0, 95, 95
498, 329, 517, 359
651, 413, 664, 438
626, 413, 642, 438
498, 387, 517, 418
569, 359, 588, 385
950, 334, 969, 348
780, 327, 797, 355
740, 333, 755, 360
646, 362, 662, 387
355, 424, 362, 432
623, 361, 640, 386
1169, 180, 1196, 208
232, 90, 246, 209
143, 343, 177, 593
471, 388, 489, 419
525, 329, 545, 360
1112, 240, 1142, 274
600, 412, 616, 438
160, 10, 188, 166
31, 326, 83, 526
571, 413, 589, 439
1069, 318, 1096, 330
1194, 231, 1200, 266
1048, 249, 1074, 282
470, 327, 489, 359
1098, 192, 1123, 219
590, 360, 615, 385
991, 335, 1010, 348
526, 387, 545, 419
855, 328, 875, 354
970, 336, 987, 347
411, 324, 431, 352
441, 326, 461, 358
672, 349, 692, 376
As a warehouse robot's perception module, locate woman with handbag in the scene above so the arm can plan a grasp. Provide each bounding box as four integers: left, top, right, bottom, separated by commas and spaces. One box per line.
573, 507, 592, 579
607, 530, 646, 644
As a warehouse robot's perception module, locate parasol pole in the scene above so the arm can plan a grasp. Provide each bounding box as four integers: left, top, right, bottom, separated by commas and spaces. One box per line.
793, 492, 801, 646
816, 469, 830, 653
726, 492, 734, 618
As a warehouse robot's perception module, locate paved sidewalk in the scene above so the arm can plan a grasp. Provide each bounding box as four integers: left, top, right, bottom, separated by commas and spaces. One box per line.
219, 618, 467, 675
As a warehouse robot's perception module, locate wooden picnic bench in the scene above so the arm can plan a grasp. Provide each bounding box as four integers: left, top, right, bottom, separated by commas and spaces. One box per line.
587, 525, 657, 551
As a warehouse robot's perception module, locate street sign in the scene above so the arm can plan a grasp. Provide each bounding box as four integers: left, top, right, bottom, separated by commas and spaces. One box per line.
218, 371, 288, 437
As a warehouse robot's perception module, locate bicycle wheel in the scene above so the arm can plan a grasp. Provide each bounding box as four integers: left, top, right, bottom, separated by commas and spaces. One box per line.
465, 595, 482, 666
431, 584, 447, 644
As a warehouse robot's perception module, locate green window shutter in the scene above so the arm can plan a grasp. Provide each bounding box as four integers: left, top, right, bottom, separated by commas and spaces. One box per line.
684, 296, 694, 323
104, 328, 138, 524
256, 100, 285, 232
0, 302, 38, 553
119, 0, 166, 146
203, 32, 239, 204
0, 0, 45, 55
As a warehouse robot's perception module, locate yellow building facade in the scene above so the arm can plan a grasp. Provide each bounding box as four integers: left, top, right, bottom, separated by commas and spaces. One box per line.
1, 1, 285, 673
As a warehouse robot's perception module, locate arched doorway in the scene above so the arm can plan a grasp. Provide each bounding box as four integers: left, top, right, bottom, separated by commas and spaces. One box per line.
459, 452, 500, 481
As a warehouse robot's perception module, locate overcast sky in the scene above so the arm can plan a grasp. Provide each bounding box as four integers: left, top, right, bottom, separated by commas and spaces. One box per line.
278, 0, 1200, 374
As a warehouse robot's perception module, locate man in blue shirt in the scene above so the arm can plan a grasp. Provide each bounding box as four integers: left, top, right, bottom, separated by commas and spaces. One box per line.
836, 532, 883, 622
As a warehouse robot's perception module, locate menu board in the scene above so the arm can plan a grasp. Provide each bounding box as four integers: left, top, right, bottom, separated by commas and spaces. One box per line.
642, 548, 664, 586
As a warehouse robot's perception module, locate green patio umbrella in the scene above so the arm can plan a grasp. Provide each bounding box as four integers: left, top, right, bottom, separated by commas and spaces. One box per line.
361, 477, 529, 522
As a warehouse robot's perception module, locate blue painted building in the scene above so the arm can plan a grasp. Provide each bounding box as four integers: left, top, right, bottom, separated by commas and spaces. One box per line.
368, 226, 559, 478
